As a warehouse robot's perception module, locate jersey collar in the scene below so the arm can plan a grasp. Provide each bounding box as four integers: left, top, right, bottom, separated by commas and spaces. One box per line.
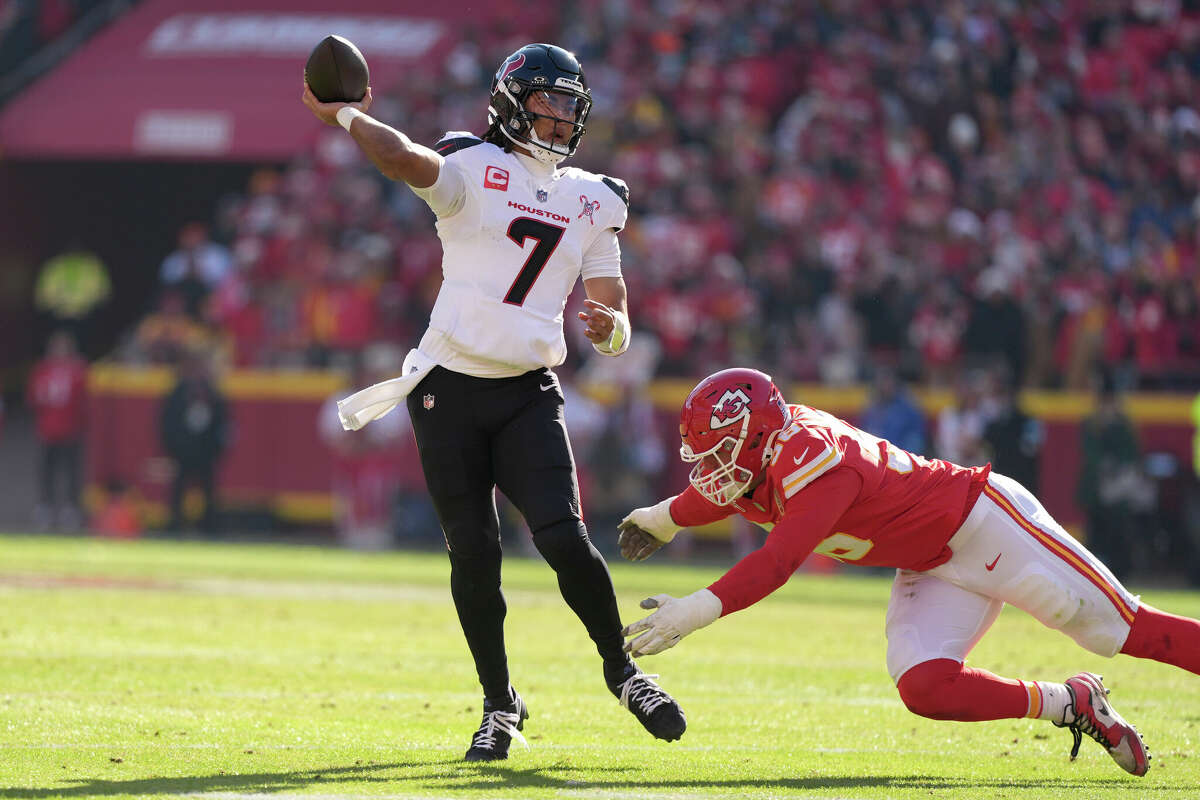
512, 149, 557, 180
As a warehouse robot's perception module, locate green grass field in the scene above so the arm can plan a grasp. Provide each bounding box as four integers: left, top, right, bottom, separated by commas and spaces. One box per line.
2, 535, 1200, 800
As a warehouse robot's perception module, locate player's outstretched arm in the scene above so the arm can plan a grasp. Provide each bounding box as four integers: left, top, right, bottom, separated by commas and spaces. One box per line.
301, 83, 440, 188
622, 591, 723, 656
619, 486, 741, 561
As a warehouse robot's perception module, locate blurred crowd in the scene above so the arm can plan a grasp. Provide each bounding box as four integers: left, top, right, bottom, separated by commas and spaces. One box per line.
24, 0, 1200, 561
109, 0, 1200, 396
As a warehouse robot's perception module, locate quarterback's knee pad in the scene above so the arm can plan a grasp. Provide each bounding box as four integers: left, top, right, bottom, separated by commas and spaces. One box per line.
896, 659, 964, 720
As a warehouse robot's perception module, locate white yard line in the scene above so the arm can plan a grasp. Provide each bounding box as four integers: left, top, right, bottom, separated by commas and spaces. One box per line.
0, 572, 556, 608
0, 573, 443, 602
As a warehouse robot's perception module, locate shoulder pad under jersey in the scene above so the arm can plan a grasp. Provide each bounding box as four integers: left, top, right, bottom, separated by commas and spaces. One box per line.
600, 175, 630, 208
435, 132, 484, 156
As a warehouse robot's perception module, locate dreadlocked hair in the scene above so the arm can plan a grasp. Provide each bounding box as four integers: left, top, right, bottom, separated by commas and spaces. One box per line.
481, 120, 515, 152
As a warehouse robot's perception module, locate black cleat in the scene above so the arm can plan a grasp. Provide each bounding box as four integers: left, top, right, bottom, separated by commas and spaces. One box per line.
464, 688, 529, 761
609, 669, 687, 741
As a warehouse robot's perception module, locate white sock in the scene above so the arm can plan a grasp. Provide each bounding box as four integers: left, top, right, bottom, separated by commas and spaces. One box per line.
1024, 680, 1074, 722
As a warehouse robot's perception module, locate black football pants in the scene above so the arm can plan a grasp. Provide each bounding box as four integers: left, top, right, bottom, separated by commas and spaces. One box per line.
407, 366, 630, 703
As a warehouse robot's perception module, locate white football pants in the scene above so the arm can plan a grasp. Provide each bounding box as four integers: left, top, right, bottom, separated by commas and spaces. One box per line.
885, 472, 1140, 683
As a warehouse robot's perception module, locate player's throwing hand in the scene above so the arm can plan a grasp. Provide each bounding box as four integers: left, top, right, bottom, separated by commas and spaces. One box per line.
301, 82, 374, 126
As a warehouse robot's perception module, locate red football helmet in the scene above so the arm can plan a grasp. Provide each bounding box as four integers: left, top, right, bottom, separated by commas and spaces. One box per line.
679, 368, 790, 505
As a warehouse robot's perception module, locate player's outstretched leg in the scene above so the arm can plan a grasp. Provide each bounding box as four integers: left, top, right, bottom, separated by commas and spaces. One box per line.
527, 516, 688, 741
464, 686, 529, 761
1054, 672, 1150, 776
896, 659, 1148, 775
607, 663, 687, 741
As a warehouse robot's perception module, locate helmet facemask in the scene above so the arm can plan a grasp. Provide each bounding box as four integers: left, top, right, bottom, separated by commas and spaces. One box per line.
490, 80, 590, 165
680, 416, 758, 506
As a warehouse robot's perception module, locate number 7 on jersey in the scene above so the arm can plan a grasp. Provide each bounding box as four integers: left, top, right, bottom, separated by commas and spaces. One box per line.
503, 217, 565, 305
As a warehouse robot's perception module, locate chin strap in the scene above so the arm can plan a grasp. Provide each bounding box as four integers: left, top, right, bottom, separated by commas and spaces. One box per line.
525, 129, 569, 164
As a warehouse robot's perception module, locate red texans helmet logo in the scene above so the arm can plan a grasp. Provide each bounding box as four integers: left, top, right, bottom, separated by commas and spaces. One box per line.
710, 388, 751, 428
497, 53, 526, 84
579, 194, 600, 224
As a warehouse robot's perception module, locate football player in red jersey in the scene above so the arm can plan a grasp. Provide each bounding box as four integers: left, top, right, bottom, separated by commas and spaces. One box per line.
618, 368, 1200, 777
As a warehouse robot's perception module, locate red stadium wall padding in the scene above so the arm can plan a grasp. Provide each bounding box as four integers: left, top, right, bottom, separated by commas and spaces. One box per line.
84, 365, 426, 525
85, 365, 1198, 531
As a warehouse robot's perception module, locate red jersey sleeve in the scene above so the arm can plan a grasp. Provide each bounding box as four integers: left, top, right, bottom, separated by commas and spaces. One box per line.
669, 485, 736, 528
707, 467, 862, 616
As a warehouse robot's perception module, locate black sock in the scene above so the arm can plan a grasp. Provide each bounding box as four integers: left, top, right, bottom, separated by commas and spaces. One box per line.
603, 659, 638, 689
483, 685, 517, 711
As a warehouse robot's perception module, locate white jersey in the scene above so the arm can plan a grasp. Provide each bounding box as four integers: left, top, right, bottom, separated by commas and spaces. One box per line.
411, 132, 629, 377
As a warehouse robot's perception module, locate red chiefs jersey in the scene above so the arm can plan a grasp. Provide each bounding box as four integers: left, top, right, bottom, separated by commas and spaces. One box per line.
670, 404, 989, 615
26, 357, 88, 443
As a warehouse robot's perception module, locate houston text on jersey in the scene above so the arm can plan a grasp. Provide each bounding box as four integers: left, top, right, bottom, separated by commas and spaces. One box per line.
507, 200, 570, 224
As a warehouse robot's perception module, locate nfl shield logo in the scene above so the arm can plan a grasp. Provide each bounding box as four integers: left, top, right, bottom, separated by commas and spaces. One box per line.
423, 394, 435, 410
536, 188, 548, 203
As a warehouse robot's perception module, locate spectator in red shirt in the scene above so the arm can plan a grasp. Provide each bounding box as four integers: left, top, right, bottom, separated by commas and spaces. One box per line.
26, 330, 88, 530
301, 256, 378, 366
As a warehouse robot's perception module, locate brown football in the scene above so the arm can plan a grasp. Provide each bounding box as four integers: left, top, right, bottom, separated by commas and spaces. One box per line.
304, 35, 369, 103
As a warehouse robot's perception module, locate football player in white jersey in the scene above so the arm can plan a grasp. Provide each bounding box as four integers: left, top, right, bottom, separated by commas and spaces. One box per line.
303, 43, 686, 760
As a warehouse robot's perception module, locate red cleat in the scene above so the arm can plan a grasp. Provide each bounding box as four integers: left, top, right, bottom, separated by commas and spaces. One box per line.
1055, 672, 1150, 776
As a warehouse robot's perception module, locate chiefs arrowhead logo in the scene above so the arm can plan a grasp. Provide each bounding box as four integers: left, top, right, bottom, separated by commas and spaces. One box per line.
710, 388, 751, 429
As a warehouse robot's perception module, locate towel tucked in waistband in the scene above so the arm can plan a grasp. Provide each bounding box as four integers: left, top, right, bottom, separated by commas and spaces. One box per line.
336, 348, 437, 431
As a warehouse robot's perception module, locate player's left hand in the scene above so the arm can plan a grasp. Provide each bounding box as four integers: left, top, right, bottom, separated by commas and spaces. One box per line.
577, 299, 615, 344
301, 82, 374, 126
622, 589, 723, 656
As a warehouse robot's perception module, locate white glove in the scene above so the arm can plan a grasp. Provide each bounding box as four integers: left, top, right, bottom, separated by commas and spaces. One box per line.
619, 496, 682, 544
622, 589, 723, 656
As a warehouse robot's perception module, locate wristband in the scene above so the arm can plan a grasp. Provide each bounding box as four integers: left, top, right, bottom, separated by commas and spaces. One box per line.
645, 495, 682, 542
685, 588, 724, 627
620, 495, 681, 543
336, 106, 364, 132
592, 309, 630, 356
